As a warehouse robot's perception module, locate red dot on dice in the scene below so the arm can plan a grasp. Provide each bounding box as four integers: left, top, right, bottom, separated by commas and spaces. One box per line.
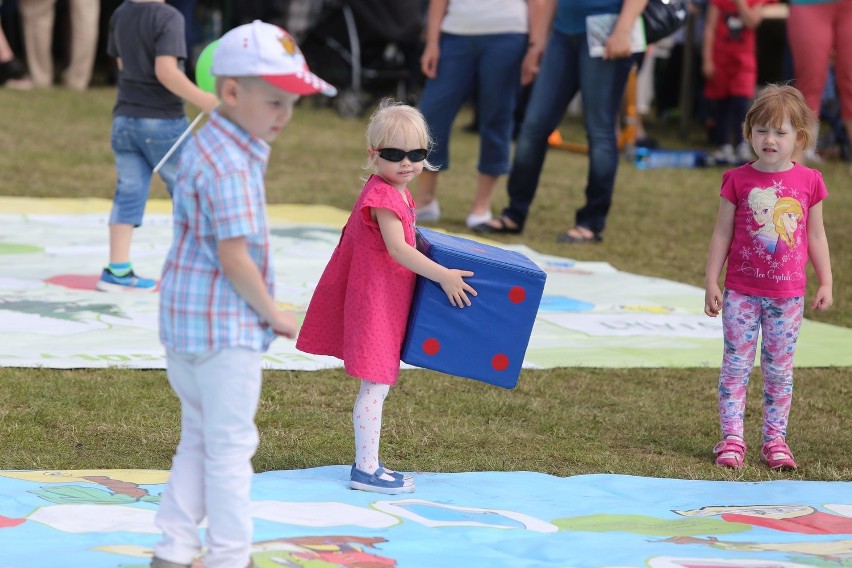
423, 338, 441, 356
509, 286, 526, 304
492, 353, 509, 371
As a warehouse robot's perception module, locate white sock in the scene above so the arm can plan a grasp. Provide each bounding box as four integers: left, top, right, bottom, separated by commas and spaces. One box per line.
353, 380, 394, 480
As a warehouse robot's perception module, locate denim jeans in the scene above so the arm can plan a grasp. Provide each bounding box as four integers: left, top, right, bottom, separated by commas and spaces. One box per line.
419, 32, 527, 175
502, 31, 634, 234
110, 115, 189, 227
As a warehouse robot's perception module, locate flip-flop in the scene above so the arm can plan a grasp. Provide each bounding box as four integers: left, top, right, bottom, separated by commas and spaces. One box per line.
472, 216, 522, 234
557, 226, 602, 243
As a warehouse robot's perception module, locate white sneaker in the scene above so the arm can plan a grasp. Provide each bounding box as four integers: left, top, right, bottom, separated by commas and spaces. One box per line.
736, 141, 753, 162
710, 144, 736, 165
804, 149, 823, 164
465, 210, 493, 229
416, 199, 440, 223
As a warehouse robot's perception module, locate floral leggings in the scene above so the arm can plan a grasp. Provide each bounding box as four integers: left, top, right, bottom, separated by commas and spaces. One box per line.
718, 290, 804, 442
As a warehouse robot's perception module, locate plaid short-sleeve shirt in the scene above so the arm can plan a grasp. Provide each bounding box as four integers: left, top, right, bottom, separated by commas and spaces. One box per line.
159, 109, 276, 353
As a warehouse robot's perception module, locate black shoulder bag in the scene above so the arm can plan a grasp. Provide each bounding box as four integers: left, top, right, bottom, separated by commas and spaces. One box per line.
643, 0, 688, 44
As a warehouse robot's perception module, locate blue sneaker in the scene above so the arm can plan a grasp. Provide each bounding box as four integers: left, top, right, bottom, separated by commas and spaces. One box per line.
350, 466, 415, 495
96, 268, 157, 293
350, 461, 411, 482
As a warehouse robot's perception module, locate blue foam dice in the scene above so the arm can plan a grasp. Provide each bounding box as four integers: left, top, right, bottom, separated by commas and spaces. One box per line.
401, 228, 547, 389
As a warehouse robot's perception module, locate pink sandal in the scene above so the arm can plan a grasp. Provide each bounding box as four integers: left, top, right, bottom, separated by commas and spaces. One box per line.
761, 437, 797, 470
713, 436, 746, 469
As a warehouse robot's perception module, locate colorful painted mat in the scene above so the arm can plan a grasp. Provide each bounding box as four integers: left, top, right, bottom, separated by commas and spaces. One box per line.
0, 468, 850, 567
1, 196, 851, 370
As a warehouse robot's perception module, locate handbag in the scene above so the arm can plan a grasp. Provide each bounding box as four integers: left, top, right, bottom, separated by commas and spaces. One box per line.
642, 0, 688, 45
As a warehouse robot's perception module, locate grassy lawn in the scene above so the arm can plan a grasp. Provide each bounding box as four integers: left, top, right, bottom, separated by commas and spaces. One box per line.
0, 87, 849, 481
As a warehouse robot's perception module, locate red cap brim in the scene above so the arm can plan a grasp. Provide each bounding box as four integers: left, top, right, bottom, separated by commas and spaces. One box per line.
262, 74, 337, 97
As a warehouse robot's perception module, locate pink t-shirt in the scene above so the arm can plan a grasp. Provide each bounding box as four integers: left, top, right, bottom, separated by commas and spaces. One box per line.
721, 162, 827, 298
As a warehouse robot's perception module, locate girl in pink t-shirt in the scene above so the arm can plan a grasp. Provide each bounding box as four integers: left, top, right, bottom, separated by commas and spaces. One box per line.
704, 85, 833, 471
297, 100, 477, 495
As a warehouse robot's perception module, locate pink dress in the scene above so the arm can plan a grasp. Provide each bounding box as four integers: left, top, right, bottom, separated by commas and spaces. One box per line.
296, 175, 417, 385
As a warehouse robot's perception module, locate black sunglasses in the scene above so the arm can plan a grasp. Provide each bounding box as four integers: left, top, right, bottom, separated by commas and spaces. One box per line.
377, 148, 428, 162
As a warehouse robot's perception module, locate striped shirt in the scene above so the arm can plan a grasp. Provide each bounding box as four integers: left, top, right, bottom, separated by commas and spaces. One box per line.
159, 109, 276, 353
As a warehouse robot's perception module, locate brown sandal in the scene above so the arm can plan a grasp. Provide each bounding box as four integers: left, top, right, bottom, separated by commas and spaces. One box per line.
472, 215, 522, 235
557, 226, 602, 243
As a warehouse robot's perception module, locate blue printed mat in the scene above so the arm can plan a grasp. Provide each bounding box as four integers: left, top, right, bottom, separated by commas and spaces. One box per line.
1, 467, 850, 567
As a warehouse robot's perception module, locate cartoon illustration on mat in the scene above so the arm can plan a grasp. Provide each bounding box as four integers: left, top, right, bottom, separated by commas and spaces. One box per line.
660, 504, 852, 563
659, 535, 852, 563
1, 469, 852, 566
102, 536, 398, 568
249, 536, 396, 567
674, 504, 852, 535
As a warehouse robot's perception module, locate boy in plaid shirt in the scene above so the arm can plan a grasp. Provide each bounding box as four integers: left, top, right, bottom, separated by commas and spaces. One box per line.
153, 21, 336, 568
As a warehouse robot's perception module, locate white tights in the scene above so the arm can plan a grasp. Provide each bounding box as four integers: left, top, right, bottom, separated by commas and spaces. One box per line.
353, 380, 392, 479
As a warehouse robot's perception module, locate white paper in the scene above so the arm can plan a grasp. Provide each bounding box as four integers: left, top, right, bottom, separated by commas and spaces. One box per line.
586, 13, 647, 57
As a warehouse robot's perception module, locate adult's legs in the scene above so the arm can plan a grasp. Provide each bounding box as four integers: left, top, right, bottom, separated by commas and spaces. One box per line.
469, 173, 499, 220
63, 0, 99, 90
497, 31, 581, 231
787, 3, 834, 115
574, 49, 633, 235
417, 33, 478, 208
19, 0, 56, 87
787, 2, 833, 161
831, 0, 852, 160
472, 32, 526, 219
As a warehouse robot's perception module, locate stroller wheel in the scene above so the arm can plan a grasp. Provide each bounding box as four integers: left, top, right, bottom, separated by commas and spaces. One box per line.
336, 89, 364, 118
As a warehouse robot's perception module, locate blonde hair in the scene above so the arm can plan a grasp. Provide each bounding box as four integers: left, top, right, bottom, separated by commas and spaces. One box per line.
742, 84, 817, 151
364, 98, 438, 172
773, 197, 803, 248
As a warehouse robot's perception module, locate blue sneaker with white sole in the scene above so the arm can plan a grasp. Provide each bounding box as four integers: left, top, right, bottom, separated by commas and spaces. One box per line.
96, 268, 157, 293
350, 462, 411, 482
350, 466, 415, 495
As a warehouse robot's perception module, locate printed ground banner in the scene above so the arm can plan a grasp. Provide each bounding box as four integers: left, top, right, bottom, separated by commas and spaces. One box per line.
1, 196, 851, 370
0, 468, 850, 567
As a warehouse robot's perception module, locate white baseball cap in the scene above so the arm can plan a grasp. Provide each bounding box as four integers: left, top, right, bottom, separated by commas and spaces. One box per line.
211, 20, 337, 97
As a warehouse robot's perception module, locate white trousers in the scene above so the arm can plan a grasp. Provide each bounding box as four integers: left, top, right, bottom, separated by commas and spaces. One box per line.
154, 348, 262, 568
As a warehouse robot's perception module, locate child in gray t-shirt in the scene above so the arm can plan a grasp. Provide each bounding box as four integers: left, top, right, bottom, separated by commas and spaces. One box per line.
98, 0, 218, 293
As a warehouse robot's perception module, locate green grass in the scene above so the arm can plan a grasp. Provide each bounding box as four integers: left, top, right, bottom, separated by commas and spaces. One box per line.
0, 88, 849, 481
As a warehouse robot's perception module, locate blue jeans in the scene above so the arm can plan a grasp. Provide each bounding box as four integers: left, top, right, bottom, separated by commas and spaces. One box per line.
502, 31, 634, 234
110, 115, 189, 227
419, 32, 527, 175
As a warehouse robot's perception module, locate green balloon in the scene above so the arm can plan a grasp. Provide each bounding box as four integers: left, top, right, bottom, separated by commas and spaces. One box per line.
195, 40, 219, 94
